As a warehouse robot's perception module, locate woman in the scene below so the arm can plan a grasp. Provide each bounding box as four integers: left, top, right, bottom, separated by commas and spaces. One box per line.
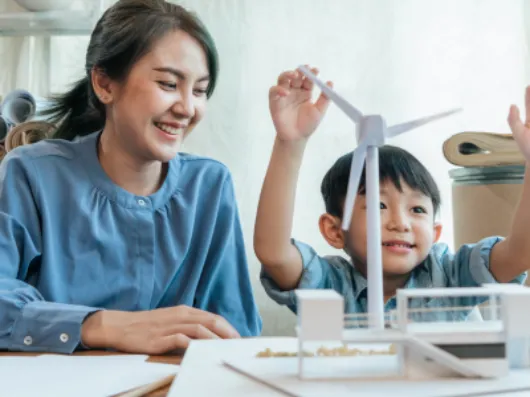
0, 0, 261, 355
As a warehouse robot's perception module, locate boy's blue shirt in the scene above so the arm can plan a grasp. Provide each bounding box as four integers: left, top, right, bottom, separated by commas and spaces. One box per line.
261, 237, 527, 325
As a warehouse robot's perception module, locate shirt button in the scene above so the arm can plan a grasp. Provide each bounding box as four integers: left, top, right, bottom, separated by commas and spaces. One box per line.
60, 333, 69, 343
137, 199, 146, 206
23, 336, 32, 346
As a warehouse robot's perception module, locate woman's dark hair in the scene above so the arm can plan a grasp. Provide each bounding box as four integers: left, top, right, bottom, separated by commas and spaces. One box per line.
41, 0, 219, 140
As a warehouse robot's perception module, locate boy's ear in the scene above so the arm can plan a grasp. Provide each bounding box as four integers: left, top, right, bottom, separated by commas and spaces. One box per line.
318, 213, 345, 249
433, 222, 443, 243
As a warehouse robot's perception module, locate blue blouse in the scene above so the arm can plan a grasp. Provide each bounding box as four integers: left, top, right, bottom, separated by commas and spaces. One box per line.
0, 131, 262, 353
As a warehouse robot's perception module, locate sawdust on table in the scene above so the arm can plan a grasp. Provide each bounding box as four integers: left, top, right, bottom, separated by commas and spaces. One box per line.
256, 344, 397, 357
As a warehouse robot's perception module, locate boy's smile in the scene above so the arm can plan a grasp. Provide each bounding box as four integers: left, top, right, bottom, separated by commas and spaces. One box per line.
382, 239, 416, 254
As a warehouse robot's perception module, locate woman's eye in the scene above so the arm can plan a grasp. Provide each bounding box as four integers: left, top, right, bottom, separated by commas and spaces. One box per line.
379, 202, 387, 210
194, 88, 208, 96
158, 81, 177, 90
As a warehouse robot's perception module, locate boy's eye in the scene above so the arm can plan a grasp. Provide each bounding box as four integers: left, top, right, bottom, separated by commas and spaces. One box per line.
379, 202, 387, 210
412, 206, 427, 214
158, 81, 177, 90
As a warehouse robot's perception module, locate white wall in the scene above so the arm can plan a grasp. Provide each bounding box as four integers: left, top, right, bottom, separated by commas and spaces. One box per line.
1, 0, 529, 336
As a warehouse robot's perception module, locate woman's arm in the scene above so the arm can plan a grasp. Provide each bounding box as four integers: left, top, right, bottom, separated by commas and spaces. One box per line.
194, 172, 262, 337
0, 151, 99, 353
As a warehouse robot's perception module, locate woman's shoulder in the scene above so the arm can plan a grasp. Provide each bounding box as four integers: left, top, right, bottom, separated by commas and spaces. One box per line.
177, 152, 229, 169
1, 137, 77, 172
10, 138, 74, 158
0, 134, 97, 190
175, 152, 233, 182
168, 153, 238, 203
1, 121, 81, 163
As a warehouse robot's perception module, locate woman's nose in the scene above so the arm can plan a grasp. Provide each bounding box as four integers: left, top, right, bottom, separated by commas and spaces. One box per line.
172, 90, 195, 118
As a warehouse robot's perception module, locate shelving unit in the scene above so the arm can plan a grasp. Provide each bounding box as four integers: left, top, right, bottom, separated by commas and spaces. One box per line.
0, 0, 105, 94
0, 9, 95, 36
0, 1, 104, 36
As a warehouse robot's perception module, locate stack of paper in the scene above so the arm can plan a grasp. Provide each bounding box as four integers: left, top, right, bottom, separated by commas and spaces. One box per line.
443, 131, 524, 167
0, 354, 179, 397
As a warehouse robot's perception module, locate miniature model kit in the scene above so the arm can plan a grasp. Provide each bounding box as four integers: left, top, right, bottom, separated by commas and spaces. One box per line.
219, 69, 530, 396
297, 65, 461, 329
221, 285, 530, 397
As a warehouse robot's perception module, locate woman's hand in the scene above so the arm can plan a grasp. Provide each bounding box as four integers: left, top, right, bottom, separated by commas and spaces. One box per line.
81, 305, 240, 354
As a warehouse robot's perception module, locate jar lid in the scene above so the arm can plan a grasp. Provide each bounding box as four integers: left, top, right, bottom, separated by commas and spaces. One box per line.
449, 165, 525, 185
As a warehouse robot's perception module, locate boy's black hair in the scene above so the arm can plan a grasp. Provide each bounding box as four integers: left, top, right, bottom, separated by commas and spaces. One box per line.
321, 145, 441, 218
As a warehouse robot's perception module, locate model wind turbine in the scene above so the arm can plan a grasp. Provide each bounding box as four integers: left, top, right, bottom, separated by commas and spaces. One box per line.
298, 65, 461, 329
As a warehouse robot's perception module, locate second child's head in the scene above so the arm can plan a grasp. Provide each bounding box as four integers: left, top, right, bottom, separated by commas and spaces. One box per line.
319, 145, 442, 276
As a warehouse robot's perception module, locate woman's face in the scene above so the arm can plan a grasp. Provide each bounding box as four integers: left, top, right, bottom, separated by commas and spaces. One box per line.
102, 29, 210, 162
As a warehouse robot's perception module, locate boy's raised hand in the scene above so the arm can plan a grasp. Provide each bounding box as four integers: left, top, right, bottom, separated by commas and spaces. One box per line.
269, 66, 332, 142
508, 85, 530, 161
489, 85, 530, 283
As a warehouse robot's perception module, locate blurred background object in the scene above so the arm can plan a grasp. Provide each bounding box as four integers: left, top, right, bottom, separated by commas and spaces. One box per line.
12, 0, 75, 12
1, 89, 36, 125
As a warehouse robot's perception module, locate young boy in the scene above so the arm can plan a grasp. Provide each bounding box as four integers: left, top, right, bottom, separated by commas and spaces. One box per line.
254, 66, 530, 323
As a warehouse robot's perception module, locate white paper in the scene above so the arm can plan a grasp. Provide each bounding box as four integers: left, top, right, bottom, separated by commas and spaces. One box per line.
169, 337, 298, 397
36, 353, 150, 362
0, 354, 179, 397
169, 337, 530, 397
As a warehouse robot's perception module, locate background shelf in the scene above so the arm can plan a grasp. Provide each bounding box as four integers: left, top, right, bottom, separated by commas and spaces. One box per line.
0, 9, 97, 36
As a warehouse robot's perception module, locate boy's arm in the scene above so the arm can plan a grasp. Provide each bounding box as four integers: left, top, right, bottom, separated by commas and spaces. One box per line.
489, 87, 530, 282
254, 66, 331, 291
254, 139, 307, 290
490, 162, 530, 282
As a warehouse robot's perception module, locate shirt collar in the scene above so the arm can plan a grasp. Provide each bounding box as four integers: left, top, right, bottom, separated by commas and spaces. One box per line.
350, 256, 433, 302
75, 131, 181, 210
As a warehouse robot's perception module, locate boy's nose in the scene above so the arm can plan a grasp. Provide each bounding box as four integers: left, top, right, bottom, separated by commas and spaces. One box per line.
386, 212, 411, 232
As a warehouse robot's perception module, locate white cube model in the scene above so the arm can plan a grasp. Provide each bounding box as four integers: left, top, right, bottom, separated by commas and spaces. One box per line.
501, 289, 530, 369
295, 289, 344, 341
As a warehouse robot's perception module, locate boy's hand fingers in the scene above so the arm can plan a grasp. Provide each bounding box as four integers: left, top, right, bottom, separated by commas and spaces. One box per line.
315, 81, 333, 114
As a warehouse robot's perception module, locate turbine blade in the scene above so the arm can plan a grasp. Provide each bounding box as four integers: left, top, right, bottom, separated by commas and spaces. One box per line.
298, 65, 363, 123
387, 108, 462, 137
342, 143, 368, 231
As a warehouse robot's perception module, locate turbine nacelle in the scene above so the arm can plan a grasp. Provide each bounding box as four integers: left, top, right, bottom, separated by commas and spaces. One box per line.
359, 115, 386, 147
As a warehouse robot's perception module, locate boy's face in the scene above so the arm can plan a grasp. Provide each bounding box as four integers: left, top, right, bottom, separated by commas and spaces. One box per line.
336, 179, 442, 276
